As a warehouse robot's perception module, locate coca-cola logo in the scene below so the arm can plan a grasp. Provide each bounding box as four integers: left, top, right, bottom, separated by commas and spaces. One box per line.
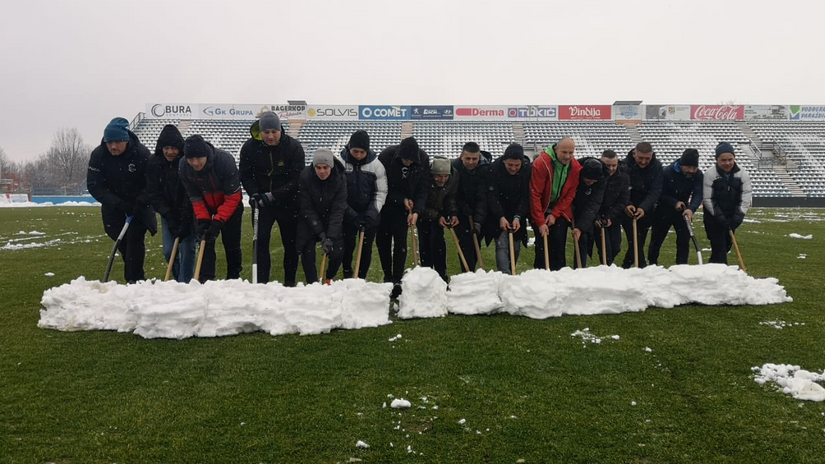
691, 105, 743, 120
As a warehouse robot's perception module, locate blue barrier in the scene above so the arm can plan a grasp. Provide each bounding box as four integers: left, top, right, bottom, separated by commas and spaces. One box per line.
31, 196, 98, 204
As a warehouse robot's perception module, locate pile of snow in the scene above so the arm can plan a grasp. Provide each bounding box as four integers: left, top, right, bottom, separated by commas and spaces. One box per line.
788, 233, 813, 240
759, 320, 805, 330
39, 277, 392, 339
0, 201, 100, 208
753, 363, 825, 402
571, 328, 620, 345
397, 267, 448, 319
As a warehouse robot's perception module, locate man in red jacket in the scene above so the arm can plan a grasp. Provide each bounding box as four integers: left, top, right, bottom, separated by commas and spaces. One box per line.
179, 135, 244, 282
529, 137, 582, 270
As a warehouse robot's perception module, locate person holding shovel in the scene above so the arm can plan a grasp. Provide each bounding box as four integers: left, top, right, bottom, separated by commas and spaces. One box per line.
486, 144, 531, 274
417, 157, 460, 282
702, 142, 752, 265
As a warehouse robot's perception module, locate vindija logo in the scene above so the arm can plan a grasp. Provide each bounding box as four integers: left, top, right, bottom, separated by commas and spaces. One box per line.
569, 106, 601, 118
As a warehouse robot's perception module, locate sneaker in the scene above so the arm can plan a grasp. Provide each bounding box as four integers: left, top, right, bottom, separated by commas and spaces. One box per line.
284, 280, 297, 288
390, 283, 402, 299
323, 278, 332, 285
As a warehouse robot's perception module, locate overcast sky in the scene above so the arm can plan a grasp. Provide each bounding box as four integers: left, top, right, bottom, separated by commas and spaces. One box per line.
1, 0, 823, 162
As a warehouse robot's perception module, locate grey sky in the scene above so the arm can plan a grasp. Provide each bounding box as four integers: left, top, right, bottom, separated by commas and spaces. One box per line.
1, 0, 823, 162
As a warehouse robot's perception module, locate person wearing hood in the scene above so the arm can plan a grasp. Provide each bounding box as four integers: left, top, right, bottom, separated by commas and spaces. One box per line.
377, 137, 430, 297
451, 142, 490, 272
530, 137, 582, 270
145, 124, 195, 282
571, 158, 607, 268
296, 149, 348, 284
339, 130, 388, 280
87, 117, 158, 284
647, 148, 704, 266
418, 157, 460, 282
486, 143, 531, 274
239, 111, 305, 285
179, 135, 243, 283
594, 149, 630, 266
702, 142, 753, 264
620, 142, 663, 268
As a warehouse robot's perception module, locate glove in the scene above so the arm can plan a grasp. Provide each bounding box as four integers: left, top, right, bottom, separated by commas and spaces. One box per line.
196, 219, 211, 239
249, 193, 260, 207
473, 222, 482, 235
322, 238, 334, 255
118, 202, 135, 216
257, 193, 274, 208
165, 215, 181, 237
362, 215, 376, 231
204, 219, 224, 242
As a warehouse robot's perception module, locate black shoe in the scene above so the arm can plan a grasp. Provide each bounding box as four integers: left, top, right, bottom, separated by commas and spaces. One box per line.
343, 270, 354, 279
390, 283, 402, 299
284, 280, 296, 288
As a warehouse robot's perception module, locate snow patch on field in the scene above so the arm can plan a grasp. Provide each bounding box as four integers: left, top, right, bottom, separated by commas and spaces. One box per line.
753, 364, 825, 402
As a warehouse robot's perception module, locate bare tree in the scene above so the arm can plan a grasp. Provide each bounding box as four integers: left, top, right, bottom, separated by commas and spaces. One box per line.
42, 128, 92, 190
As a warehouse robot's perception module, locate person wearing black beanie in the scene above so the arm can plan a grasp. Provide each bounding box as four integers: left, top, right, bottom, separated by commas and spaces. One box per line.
647, 148, 704, 266
377, 137, 430, 297
570, 157, 607, 268
702, 141, 752, 264
484, 143, 531, 274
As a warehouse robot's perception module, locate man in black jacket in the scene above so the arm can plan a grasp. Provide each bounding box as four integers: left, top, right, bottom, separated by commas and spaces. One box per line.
418, 157, 460, 282
340, 130, 388, 279
377, 137, 429, 297
702, 142, 753, 264
648, 149, 703, 266
87, 117, 157, 283
571, 158, 607, 268
485, 144, 531, 274
451, 142, 489, 272
145, 124, 195, 282
239, 111, 304, 285
296, 149, 348, 284
620, 142, 663, 268
179, 135, 244, 283
594, 149, 630, 266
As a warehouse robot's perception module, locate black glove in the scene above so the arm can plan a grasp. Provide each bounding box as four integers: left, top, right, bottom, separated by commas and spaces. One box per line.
322, 238, 334, 255
204, 219, 223, 241
165, 215, 181, 237
118, 202, 135, 216
196, 219, 211, 240
249, 193, 261, 207
473, 221, 482, 235
256, 193, 274, 208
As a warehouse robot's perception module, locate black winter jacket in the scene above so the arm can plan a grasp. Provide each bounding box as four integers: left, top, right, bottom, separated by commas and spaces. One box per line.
485, 156, 531, 243
572, 158, 607, 236
624, 149, 663, 213
340, 147, 388, 224
145, 126, 192, 230
378, 145, 429, 214
179, 142, 242, 223
239, 121, 305, 209
598, 164, 631, 223
422, 167, 460, 221
654, 161, 703, 218
298, 158, 348, 241
451, 156, 489, 225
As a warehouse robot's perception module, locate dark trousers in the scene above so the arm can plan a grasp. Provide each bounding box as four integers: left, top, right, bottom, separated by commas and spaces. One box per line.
199, 205, 243, 283
573, 231, 594, 269
533, 218, 570, 271
648, 213, 691, 265
621, 214, 652, 268
455, 215, 478, 272
417, 218, 448, 282
593, 223, 622, 266
376, 207, 409, 283
252, 205, 299, 284
296, 223, 344, 284
103, 214, 148, 283
342, 218, 377, 279
704, 216, 735, 264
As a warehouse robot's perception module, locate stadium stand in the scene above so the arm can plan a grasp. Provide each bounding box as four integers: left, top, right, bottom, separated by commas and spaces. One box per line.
523, 122, 635, 159
748, 121, 825, 197
298, 121, 403, 163
412, 121, 514, 158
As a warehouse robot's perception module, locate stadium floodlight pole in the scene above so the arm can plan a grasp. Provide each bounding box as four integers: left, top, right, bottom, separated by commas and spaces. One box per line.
729, 230, 747, 274
684, 215, 703, 265
164, 237, 180, 282
103, 216, 132, 283
252, 203, 259, 284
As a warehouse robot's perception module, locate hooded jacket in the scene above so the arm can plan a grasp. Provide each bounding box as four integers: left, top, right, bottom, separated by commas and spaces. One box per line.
145, 125, 192, 225
486, 155, 532, 243
339, 147, 388, 224
529, 145, 582, 226
571, 157, 607, 236
451, 156, 490, 226
378, 144, 429, 214
422, 167, 460, 221
598, 163, 631, 223
655, 161, 703, 218
239, 120, 305, 208
624, 148, 663, 213
179, 140, 242, 223
702, 162, 752, 226
87, 129, 157, 233
298, 157, 348, 241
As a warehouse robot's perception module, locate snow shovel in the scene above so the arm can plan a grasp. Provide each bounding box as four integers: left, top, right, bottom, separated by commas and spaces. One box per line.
194, 239, 206, 281
164, 237, 180, 282
319, 252, 328, 282
600, 226, 607, 266
103, 216, 132, 283
729, 230, 747, 274
469, 216, 484, 270
571, 217, 583, 269
252, 203, 259, 284
508, 229, 516, 275
632, 217, 639, 268
410, 223, 420, 267
542, 231, 550, 271
684, 215, 703, 265
353, 227, 365, 278
449, 225, 471, 273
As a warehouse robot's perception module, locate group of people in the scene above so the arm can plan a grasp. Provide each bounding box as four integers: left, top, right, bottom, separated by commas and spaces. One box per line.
87, 114, 753, 294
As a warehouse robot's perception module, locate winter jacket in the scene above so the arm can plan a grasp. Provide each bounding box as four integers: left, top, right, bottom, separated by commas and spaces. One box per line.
486, 156, 532, 243
529, 146, 582, 226
571, 158, 607, 236
238, 121, 305, 209
179, 141, 242, 223
339, 147, 388, 225
598, 164, 631, 223
451, 156, 489, 226
145, 125, 192, 227
87, 130, 157, 233
298, 158, 348, 240
422, 167, 460, 221
654, 161, 703, 218
624, 149, 663, 213
378, 144, 430, 214
702, 163, 752, 228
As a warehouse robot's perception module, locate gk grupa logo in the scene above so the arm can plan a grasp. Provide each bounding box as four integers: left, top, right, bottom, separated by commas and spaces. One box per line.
202, 107, 255, 117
